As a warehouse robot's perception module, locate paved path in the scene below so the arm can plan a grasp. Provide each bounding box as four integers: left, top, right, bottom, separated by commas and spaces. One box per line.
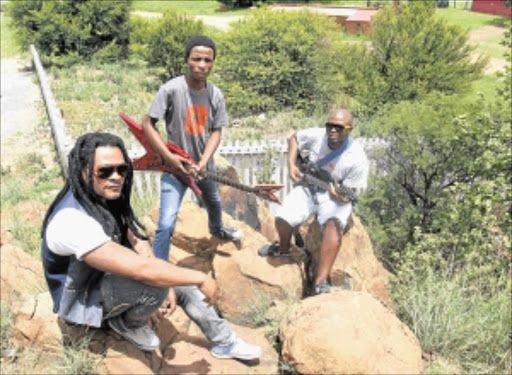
1, 57, 41, 144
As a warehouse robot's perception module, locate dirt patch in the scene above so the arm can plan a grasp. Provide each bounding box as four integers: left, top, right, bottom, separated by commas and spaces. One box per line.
468, 25, 507, 43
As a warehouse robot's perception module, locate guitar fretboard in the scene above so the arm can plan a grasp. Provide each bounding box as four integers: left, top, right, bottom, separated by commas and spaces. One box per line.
202, 171, 258, 194
302, 173, 358, 204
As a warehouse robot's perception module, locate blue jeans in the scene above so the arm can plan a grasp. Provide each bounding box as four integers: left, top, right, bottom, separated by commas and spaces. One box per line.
153, 173, 224, 261
101, 274, 234, 346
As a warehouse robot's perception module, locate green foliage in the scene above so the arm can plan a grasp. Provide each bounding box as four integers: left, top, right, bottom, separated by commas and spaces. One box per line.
496, 23, 512, 103
143, 10, 204, 80
217, 0, 255, 8
338, 1, 487, 114
217, 7, 342, 116
6, 0, 131, 65
1, 15, 21, 58
358, 93, 511, 269
391, 271, 511, 374
59, 334, 100, 375
0, 302, 14, 355
255, 147, 279, 184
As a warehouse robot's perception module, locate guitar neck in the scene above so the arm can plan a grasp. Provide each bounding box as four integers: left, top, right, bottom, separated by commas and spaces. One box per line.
303, 173, 330, 191
302, 173, 358, 203
202, 171, 258, 194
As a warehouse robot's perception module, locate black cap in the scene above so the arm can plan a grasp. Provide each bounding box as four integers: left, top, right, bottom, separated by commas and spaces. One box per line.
185, 35, 216, 61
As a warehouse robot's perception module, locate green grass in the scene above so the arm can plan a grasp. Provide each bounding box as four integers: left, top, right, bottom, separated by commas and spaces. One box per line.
131, 0, 252, 16
0, 14, 20, 58
392, 272, 511, 374
435, 7, 510, 31
463, 74, 503, 102
0, 302, 14, 355
473, 33, 510, 59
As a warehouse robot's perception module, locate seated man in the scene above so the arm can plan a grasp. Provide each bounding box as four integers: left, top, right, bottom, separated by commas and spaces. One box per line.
259, 109, 369, 295
41, 132, 261, 360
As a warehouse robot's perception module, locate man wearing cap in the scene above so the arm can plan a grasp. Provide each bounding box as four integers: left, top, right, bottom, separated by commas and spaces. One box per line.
258, 109, 369, 295
142, 35, 242, 263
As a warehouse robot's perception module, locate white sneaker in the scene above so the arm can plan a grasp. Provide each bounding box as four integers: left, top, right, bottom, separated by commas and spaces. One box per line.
210, 336, 262, 360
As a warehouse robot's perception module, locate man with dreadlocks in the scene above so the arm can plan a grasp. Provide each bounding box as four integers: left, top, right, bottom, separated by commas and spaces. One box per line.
41, 132, 262, 359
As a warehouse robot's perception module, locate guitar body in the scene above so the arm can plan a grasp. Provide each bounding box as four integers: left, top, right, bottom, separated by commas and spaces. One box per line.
296, 151, 358, 205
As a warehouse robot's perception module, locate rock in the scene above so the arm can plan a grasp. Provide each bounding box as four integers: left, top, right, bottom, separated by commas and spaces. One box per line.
104, 340, 157, 375
301, 215, 393, 306
213, 241, 305, 325
0, 227, 13, 246
12, 292, 62, 353
160, 324, 279, 375
13, 200, 47, 224
214, 155, 278, 242
0, 244, 45, 304
280, 290, 423, 375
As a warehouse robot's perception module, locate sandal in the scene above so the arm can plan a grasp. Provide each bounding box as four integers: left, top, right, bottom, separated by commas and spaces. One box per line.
258, 243, 291, 257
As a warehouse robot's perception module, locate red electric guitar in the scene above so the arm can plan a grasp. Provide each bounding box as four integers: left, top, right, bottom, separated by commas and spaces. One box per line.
120, 113, 284, 204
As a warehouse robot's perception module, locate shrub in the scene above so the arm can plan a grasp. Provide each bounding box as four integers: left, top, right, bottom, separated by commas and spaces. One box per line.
337, 1, 487, 114
144, 10, 204, 80
216, 7, 342, 116
6, 0, 130, 64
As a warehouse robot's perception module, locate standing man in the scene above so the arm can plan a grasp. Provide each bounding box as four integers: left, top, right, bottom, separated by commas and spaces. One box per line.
258, 109, 369, 295
142, 35, 241, 262
41, 132, 261, 359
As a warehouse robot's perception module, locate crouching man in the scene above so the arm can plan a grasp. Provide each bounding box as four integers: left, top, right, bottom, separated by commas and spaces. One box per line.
41, 132, 261, 359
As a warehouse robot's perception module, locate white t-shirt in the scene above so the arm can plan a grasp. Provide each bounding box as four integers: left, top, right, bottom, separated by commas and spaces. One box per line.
296, 127, 369, 193
45, 191, 111, 260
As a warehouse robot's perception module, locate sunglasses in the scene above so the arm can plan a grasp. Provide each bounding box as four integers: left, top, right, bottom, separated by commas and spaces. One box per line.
96, 164, 129, 179
325, 123, 351, 132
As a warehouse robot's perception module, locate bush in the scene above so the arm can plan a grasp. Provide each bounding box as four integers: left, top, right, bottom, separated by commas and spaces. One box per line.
144, 10, 204, 80
6, 0, 130, 64
337, 1, 487, 114
216, 7, 342, 116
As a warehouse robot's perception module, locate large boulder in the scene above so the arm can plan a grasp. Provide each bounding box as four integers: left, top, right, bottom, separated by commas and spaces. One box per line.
301, 215, 392, 307
280, 290, 423, 375
152, 197, 305, 326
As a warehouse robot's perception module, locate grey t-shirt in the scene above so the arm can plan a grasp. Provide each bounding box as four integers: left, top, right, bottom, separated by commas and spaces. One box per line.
147, 76, 229, 169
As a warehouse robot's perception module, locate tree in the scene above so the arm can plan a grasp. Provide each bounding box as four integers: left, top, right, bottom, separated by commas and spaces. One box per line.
216, 7, 342, 116
358, 93, 511, 273
6, 0, 131, 64
337, 1, 487, 114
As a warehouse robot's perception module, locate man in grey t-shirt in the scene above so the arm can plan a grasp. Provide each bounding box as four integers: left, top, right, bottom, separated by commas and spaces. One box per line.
142, 35, 242, 263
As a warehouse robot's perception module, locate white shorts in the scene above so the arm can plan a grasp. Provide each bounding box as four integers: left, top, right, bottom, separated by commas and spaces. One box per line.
275, 186, 353, 228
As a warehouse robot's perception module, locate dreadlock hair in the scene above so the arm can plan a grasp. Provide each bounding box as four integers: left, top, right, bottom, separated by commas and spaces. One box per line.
42, 132, 147, 245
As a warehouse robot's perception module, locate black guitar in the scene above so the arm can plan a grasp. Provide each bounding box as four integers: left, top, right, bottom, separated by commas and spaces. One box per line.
296, 152, 358, 205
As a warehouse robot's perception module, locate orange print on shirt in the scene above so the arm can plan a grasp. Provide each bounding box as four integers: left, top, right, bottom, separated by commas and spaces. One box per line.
184, 105, 208, 135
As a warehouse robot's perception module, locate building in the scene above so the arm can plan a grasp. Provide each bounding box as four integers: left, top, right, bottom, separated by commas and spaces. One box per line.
271, 4, 382, 34
471, 0, 512, 18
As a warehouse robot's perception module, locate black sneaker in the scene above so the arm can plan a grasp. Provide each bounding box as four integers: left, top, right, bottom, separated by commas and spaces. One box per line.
212, 227, 243, 241
108, 315, 160, 351
314, 279, 332, 295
